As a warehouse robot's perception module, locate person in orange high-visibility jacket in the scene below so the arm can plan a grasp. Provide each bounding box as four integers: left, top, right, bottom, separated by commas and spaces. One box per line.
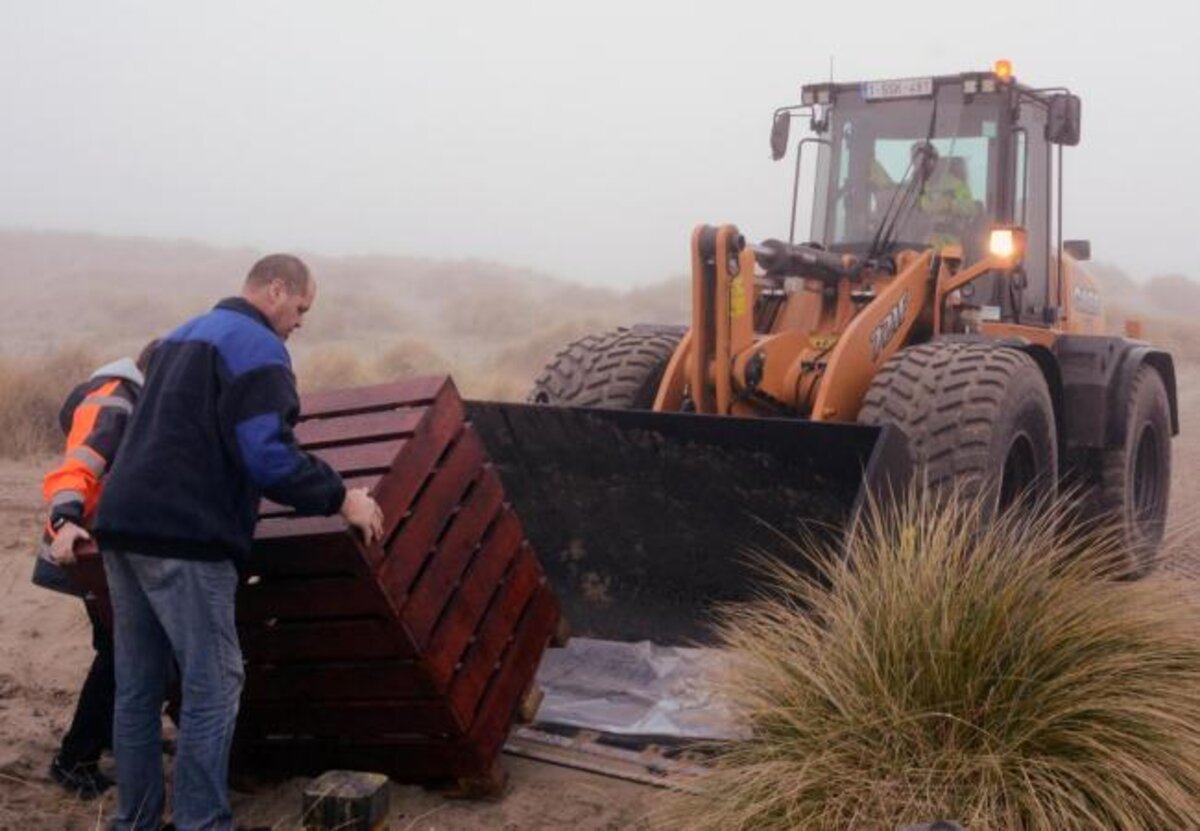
34, 342, 156, 799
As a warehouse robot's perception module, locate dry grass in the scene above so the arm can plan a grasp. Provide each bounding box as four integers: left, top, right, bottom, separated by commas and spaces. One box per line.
0, 231, 693, 450
660, 492, 1200, 831
0, 347, 96, 459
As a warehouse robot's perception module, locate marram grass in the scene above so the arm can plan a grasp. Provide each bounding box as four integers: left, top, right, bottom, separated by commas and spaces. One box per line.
660, 492, 1200, 831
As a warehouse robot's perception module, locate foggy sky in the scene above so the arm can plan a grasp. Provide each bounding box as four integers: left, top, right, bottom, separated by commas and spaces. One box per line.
2, 0, 1196, 288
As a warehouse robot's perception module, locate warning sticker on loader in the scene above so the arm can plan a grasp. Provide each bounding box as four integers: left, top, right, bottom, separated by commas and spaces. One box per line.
731, 274, 747, 318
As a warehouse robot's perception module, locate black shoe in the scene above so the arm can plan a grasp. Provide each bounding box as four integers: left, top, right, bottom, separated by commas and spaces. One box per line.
49, 754, 114, 799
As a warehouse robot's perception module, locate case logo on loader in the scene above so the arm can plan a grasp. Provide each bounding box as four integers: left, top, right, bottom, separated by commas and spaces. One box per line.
870, 290, 910, 361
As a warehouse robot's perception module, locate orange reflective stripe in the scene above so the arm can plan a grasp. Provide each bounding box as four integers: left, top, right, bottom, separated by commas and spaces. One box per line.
43, 379, 125, 522
63, 379, 122, 450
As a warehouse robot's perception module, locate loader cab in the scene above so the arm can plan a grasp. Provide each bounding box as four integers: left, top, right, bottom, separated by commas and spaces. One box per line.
776, 68, 1080, 327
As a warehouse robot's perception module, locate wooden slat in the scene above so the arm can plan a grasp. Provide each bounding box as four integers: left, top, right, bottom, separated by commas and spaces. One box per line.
424, 511, 524, 691
295, 409, 424, 449
446, 547, 543, 728
401, 469, 505, 649
248, 528, 366, 578
236, 576, 391, 624
255, 514, 346, 540
342, 474, 383, 492
259, 474, 383, 519
243, 660, 433, 703
462, 585, 560, 758
241, 700, 461, 738
312, 440, 406, 478
371, 389, 466, 544
240, 618, 414, 663
375, 429, 486, 602
300, 377, 449, 419
237, 589, 558, 782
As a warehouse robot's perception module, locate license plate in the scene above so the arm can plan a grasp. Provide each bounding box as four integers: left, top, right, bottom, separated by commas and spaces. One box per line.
862, 76, 934, 101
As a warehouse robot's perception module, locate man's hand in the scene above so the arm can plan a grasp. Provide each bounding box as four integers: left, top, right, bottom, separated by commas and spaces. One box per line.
49, 522, 91, 565
340, 487, 383, 546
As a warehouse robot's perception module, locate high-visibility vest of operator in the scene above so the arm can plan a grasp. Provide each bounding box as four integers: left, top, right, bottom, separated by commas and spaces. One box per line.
918, 157, 977, 248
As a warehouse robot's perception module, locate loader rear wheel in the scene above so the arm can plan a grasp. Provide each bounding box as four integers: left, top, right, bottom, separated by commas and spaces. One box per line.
1090, 365, 1171, 576
528, 327, 683, 410
859, 341, 1057, 510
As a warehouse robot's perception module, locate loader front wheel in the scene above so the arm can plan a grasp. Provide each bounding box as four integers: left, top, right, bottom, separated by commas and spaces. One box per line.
859, 342, 1057, 511
1090, 365, 1171, 576
528, 327, 683, 409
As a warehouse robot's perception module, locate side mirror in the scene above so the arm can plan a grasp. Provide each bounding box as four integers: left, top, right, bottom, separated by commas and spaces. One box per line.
1063, 239, 1091, 261
770, 113, 790, 161
1046, 94, 1082, 146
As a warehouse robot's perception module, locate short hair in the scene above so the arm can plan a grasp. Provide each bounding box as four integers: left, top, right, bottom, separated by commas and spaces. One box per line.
244, 254, 311, 295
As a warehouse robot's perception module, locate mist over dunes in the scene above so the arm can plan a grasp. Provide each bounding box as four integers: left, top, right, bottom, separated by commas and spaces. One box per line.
0, 230, 690, 403
0, 228, 1196, 458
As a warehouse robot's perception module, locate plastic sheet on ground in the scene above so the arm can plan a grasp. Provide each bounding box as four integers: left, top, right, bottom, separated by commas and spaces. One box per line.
533, 637, 749, 740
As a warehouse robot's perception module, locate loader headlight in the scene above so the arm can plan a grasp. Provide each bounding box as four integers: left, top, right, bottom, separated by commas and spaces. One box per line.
988, 226, 1027, 264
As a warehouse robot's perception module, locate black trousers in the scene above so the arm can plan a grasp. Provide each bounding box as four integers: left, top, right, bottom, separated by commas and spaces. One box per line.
58, 600, 114, 767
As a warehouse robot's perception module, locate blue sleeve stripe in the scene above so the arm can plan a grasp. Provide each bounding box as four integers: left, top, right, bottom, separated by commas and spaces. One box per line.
166, 309, 289, 377
235, 412, 302, 488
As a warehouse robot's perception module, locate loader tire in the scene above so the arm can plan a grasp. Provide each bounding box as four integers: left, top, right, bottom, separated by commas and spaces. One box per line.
528, 327, 682, 410
1089, 364, 1171, 576
859, 341, 1057, 510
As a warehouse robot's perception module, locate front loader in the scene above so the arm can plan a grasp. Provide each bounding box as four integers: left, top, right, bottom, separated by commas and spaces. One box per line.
468, 62, 1178, 644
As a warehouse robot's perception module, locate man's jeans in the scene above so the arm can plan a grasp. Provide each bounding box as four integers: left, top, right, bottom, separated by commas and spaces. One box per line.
104, 551, 244, 831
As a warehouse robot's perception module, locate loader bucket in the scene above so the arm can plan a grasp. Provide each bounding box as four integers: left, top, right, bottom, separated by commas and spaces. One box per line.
465, 402, 911, 645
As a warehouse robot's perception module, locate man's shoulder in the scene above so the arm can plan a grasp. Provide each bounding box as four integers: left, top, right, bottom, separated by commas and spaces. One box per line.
166, 305, 289, 377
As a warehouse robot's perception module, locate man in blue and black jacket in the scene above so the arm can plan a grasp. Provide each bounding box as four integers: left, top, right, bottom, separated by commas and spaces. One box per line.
95, 254, 383, 831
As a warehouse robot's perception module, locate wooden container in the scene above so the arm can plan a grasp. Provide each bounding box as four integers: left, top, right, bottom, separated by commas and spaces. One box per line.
73, 376, 560, 793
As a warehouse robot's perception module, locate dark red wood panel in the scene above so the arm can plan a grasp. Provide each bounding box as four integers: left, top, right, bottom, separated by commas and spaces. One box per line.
424, 512, 524, 691
370, 391, 466, 543
73, 376, 569, 788
236, 576, 391, 624
248, 528, 367, 578
243, 700, 461, 738
401, 469, 505, 649
375, 430, 486, 601
240, 618, 414, 663
295, 409, 424, 449
341, 474, 383, 492
243, 660, 433, 703
260, 473, 382, 518
463, 585, 560, 758
255, 514, 346, 541
446, 547, 543, 727
300, 376, 449, 419
312, 440, 406, 478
